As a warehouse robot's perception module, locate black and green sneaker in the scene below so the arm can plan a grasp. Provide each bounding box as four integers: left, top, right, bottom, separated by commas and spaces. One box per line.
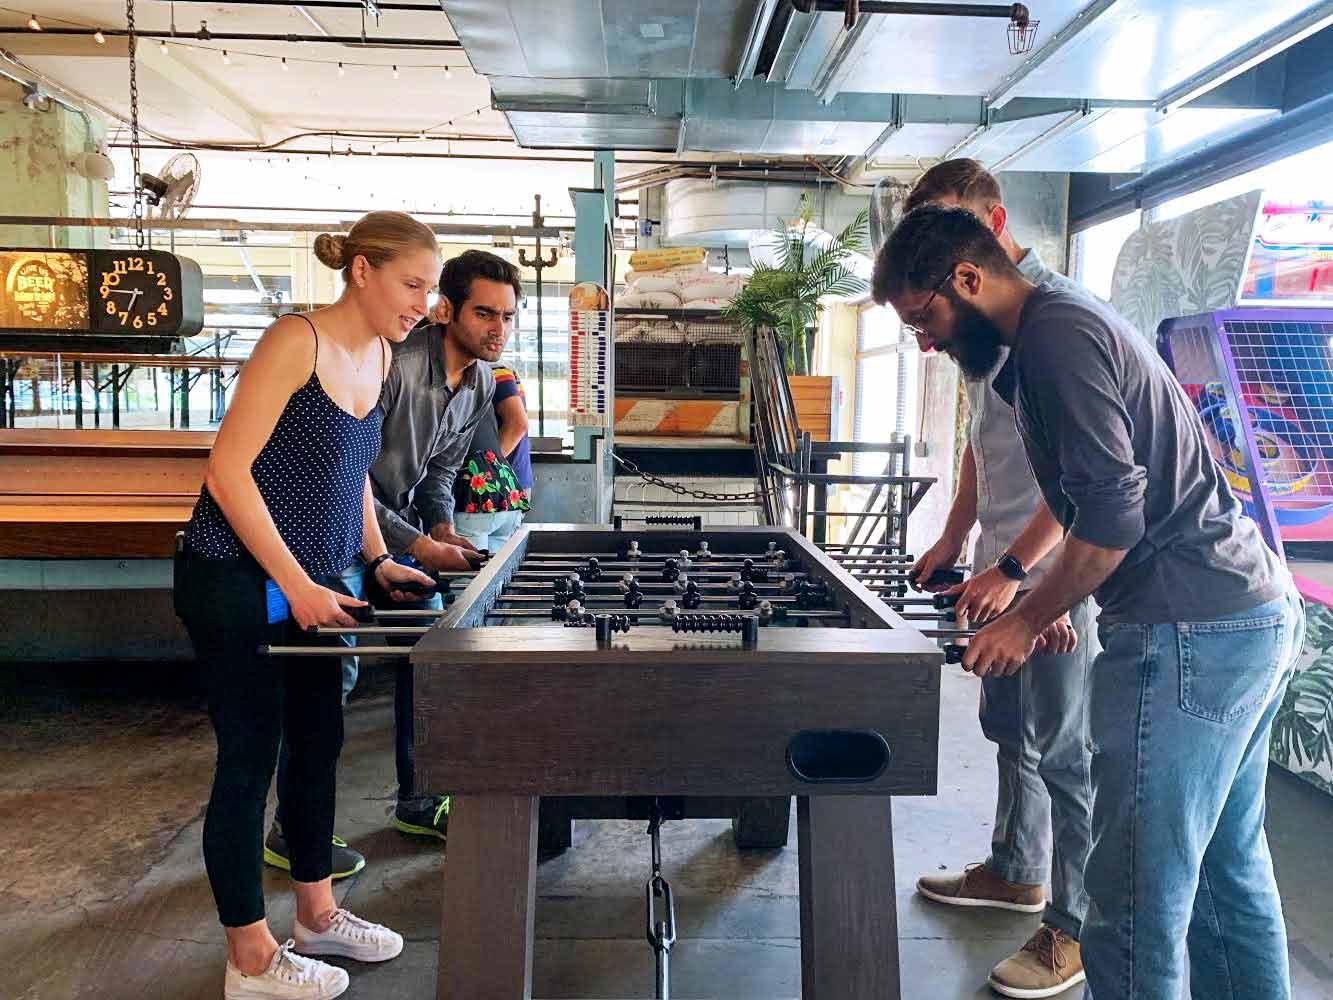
393, 795, 449, 841
263, 821, 366, 880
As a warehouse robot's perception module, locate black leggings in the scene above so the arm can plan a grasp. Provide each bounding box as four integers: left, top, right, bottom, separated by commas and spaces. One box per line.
174, 548, 350, 928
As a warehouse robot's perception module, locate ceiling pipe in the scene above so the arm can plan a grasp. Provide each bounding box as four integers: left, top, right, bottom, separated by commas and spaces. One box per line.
0, 27, 463, 47
114, 140, 821, 173
791, 1, 1024, 18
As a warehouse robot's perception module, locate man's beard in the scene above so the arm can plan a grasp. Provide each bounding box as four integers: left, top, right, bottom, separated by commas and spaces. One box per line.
947, 298, 1005, 378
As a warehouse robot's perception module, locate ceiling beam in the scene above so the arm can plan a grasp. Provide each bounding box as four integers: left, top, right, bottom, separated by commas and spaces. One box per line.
142, 0, 444, 9
0, 28, 462, 49
137, 39, 266, 143
1156, 1, 1333, 112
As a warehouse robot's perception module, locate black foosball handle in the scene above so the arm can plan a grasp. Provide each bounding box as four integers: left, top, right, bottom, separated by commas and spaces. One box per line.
933, 591, 961, 609
943, 643, 965, 664
389, 578, 438, 595
912, 568, 965, 591
594, 613, 634, 645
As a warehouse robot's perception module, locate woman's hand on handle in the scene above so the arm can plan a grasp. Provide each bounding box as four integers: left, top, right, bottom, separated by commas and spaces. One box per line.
287, 579, 367, 630
374, 558, 438, 603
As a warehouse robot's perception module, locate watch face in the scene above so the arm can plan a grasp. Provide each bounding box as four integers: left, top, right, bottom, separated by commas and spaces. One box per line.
91, 250, 182, 334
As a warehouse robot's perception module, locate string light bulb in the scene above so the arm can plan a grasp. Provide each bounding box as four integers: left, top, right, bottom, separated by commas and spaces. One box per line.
27, 13, 40, 30
281, 57, 288, 71
392, 64, 399, 79
94, 29, 106, 43
444, 65, 452, 79
159, 38, 168, 54
221, 49, 230, 65
337, 62, 345, 77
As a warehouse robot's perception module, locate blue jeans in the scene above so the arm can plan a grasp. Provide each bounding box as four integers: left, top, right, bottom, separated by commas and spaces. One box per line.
276, 559, 446, 812
1083, 589, 1303, 1000
453, 509, 525, 552
982, 595, 1097, 939
275, 561, 363, 833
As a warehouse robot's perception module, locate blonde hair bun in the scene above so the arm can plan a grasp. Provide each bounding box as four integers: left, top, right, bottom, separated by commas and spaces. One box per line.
313, 233, 346, 270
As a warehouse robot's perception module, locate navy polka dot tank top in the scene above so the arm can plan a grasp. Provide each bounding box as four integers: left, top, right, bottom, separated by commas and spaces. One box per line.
185, 315, 384, 577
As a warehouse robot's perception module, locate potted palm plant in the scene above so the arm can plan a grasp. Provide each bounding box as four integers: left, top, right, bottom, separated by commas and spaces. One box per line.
724, 199, 870, 376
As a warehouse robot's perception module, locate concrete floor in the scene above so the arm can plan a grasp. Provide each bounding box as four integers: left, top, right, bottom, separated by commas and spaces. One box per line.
3, 661, 1333, 1000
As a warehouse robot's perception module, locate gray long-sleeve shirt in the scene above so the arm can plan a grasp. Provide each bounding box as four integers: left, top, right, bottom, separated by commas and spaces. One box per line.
370, 324, 495, 554
1009, 284, 1285, 624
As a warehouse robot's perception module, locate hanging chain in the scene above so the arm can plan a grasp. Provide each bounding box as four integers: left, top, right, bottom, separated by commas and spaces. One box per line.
613, 452, 768, 504
125, 0, 145, 248
645, 799, 677, 1000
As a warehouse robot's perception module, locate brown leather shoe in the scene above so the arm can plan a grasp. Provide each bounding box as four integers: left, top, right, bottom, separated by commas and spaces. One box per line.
916, 863, 1045, 913
988, 924, 1086, 998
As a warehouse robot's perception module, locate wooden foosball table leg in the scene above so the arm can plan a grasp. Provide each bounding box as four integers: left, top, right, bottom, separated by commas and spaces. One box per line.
439, 794, 539, 1000
797, 795, 901, 999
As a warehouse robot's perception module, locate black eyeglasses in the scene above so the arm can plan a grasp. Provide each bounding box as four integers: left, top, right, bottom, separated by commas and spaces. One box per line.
901, 266, 957, 340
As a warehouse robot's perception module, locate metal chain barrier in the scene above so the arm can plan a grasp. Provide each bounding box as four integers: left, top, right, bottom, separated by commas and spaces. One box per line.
645, 799, 677, 999
125, 0, 145, 248
613, 451, 769, 504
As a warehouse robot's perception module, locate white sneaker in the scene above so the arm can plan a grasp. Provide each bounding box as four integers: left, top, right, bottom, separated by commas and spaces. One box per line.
294, 908, 404, 963
224, 939, 349, 1000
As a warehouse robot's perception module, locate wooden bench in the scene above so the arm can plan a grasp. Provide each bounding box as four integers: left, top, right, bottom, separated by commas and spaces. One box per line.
0, 429, 210, 558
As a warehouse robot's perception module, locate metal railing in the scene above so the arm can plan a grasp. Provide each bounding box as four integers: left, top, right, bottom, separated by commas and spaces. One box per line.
747, 326, 934, 584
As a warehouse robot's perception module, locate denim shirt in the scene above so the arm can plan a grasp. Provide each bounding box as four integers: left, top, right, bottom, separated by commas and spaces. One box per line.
369, 324, 495, 554
964, 248, 1087, 588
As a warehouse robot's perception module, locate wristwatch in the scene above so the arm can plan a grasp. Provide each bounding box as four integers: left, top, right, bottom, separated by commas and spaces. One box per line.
996, 553, 1028, 582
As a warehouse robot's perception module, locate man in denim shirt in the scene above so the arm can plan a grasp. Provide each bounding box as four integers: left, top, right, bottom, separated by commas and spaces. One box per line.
876, 204, 1300, 1000
897, 160, 1097, 998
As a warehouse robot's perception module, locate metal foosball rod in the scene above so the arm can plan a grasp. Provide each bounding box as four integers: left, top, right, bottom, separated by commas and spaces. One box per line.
483, 608, 851, 622
509, 564, 800, 579
510, 568, 952, 588
493, 592, 830, 607
820, 542, 908, 551
821, 552, 917, 568
260, 645, 420, 657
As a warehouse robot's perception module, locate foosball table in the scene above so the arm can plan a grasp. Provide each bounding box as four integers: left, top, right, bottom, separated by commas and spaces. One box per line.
284, 523, 953, 999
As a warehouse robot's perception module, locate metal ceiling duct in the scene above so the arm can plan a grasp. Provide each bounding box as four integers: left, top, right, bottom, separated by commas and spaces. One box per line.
440, 0, 761, 79
660, 176, 869, 247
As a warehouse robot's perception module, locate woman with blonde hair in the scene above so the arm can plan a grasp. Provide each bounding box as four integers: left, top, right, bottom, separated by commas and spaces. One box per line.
175, 211, 439, 999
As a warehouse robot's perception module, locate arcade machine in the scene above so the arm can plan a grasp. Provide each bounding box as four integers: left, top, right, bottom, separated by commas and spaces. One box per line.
1157, 198, 1333, 796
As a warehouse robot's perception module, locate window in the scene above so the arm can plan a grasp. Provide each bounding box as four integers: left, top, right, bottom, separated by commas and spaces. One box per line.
853, 304, 918, 475
1070, 211, 1141, 301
